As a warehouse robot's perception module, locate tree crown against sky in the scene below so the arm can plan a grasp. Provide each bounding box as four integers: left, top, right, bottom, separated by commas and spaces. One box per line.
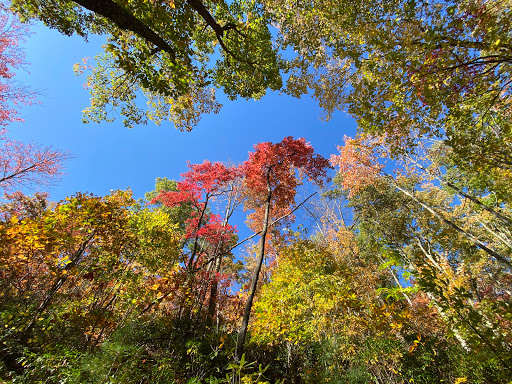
8, 0, 510, 176
11, 0, 283, 130
0, 1, 69, 194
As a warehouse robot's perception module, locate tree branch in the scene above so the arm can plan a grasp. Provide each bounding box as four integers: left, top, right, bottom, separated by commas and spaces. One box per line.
72, 0, 176, 61
221, 191, 318, 259
185, 0, 256, 65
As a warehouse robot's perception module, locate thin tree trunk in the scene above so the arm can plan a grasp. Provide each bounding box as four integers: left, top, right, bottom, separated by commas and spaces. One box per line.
188, 195, 210, 273
378, 254, 413, 306
207, 195, 234, 324
235, 168, 272, 361
207, 253, 223, 324
388, 175, 512, 270
23, 232, 95, 334
404, 154, 512, 227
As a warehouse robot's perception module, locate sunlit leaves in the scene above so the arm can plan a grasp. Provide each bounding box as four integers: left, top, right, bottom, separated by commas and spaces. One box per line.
329, 135, 384, 197
265, 0, 512, 164
0, 189, 185, 350
12, 0, 284, 129
150, 162, 242, 320
243, 136, 331, 231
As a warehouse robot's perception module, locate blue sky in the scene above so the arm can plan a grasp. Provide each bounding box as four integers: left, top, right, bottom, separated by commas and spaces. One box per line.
10, 22, 357, 203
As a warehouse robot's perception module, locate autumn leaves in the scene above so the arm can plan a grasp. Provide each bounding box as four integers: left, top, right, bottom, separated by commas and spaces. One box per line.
1, 0, 512, 381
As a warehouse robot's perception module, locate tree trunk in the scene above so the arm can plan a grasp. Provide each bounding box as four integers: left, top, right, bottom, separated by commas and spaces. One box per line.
23, 232, 95, 334
404, 154, 512, 228
207, 252, 223, 325
235, 168, 272, 361
389, 176, 512, 270
207, 198, 234, 325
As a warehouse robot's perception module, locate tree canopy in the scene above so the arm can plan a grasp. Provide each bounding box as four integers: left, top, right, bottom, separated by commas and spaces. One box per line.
12, 0, 283, 129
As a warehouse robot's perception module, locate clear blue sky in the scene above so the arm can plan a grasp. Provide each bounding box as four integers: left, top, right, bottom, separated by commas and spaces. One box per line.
10, 22, 357, 203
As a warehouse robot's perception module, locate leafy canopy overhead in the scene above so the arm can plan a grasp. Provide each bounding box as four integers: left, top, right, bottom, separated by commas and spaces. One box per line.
12, 0, 283, 130
264, 0, 511, 163
11, 0, 511, 183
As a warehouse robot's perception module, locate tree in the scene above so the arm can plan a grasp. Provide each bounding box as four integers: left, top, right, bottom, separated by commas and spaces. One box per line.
330, 134, 512, 378
0, 139, 70, 193
265, 0, 511, 169
0, 3, 69, 194
0, 189, 188, 377
141, 177, 194, 233
12, 0, 283, 130
1, 191, 136, 344
0, 1, 34, 126
235, 136, 330, 360
151, 161, 242, 319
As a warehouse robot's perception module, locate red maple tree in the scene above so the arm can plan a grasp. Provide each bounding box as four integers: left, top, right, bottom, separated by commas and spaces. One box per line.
236, 136, 331, 359
154, 160, 242, 268
153, 160, 243, 318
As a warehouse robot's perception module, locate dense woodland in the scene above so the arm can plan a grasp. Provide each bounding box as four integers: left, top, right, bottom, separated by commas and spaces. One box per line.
1, 0, 512, 383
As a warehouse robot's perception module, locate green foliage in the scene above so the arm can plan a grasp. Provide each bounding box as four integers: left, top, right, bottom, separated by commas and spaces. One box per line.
265, 0, 512, 178
139, 177, 194, 233
204, 353, 271, 384
11, 0, 283, 130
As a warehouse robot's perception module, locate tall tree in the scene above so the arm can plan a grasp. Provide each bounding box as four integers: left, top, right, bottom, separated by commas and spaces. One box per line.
330, 134, 512, 377
235, 136, 330, 360
151, 161, 242, 318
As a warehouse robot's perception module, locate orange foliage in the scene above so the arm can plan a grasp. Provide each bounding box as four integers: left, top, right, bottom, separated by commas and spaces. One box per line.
330, 135, 384, 197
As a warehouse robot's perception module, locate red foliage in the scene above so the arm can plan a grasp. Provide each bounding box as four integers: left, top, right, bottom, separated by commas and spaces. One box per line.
0, 139, 71, 193
243, 136, 331, 230
182, 160, 242, 195
0, 3, 34, 126
153, 160, 243, 208
154, 160, 242, 269
187, 213, 236, 244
